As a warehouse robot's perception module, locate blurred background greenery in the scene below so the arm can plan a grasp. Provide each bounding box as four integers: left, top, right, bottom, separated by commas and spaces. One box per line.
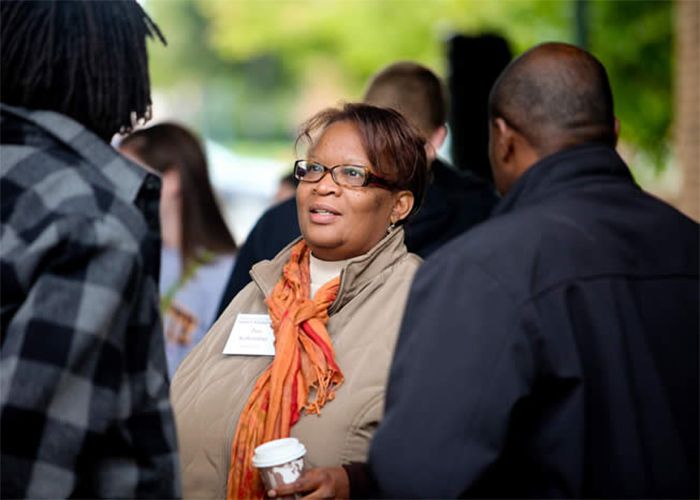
142, 0, 678, 239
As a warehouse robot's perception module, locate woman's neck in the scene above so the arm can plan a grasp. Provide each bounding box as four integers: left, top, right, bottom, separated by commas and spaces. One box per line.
309, 253, 349, 298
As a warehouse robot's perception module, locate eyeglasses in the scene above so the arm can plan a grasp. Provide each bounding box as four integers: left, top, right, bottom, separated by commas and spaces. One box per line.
294, 160, 394, 189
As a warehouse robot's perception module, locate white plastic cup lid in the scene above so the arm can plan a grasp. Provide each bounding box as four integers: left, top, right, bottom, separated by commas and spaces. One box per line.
252, 437, 307, 468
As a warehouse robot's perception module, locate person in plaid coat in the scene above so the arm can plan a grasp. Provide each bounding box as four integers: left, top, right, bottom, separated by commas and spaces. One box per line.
0, 1, 180, 498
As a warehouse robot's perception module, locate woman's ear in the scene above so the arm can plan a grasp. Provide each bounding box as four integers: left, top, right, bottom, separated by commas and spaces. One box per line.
390, 191, 415, 224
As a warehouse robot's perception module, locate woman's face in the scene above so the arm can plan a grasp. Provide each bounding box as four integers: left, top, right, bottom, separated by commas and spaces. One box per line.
296, 120, 413, 261
119, 145, 180, 219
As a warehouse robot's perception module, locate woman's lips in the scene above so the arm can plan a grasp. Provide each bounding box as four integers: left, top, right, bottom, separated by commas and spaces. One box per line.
309, 203, 340, 224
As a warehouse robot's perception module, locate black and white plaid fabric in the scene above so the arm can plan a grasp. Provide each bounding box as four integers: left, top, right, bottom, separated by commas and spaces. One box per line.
0, 104, 181, 498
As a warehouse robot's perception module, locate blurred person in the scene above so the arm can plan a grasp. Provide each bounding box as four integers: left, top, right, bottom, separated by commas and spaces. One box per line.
119, 123, 238, 379
274, 171, 299, 204
170, 103, 429, 499
215, 171, 302, 315
215, 61, 497, 317
0, 1, 181, 498
364, 42, 698, 498
217, 197, 300, 321
216, 197, 299, 318
364, 61, 498, 257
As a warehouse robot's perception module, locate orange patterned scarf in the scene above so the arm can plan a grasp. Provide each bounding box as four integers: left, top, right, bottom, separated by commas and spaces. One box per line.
227, 240, 343, 499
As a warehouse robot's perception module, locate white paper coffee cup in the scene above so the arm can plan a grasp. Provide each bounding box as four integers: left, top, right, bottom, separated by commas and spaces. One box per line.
252, 437, 307, 491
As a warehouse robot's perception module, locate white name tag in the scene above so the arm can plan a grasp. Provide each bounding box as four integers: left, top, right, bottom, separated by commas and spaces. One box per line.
223, 314, 275, 356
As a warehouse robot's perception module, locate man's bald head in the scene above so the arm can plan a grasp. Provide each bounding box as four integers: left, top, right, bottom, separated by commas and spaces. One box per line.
489, 42, 616, 154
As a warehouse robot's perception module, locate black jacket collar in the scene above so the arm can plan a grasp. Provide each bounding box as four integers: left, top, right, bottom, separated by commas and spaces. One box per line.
493, 143, 635, 217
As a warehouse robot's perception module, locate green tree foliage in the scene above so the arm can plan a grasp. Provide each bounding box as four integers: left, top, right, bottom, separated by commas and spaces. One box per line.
147, 0, 226, 83
589, 0, 672, 167
194, 0, 575, 93
146, 0, 299, 141
146, 0, 673, 168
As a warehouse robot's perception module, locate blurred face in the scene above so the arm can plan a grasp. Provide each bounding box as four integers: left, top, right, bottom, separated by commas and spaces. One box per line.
296, 120, 413, 261
119, 145, 180, 217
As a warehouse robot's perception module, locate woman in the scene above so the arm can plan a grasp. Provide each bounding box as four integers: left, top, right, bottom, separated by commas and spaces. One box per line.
171, 103, 429, 499
119, 123, 237, 379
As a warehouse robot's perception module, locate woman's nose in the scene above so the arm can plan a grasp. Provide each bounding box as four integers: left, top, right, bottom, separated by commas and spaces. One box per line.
313, 171, 340, 195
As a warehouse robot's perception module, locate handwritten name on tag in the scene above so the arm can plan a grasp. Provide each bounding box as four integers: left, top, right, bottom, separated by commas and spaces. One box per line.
223, 314, 275, 356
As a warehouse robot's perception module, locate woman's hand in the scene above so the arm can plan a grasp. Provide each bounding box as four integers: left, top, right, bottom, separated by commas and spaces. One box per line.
267, 466, 349, 499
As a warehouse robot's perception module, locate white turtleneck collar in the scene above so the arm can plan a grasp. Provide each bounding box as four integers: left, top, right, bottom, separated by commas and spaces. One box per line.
309, 253, 349, 298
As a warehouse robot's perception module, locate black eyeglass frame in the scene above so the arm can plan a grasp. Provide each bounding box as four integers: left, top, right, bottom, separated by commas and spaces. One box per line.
293, 159, 395, 189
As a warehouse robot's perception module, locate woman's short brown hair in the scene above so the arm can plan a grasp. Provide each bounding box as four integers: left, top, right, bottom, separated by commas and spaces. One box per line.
296, 102, 429, 221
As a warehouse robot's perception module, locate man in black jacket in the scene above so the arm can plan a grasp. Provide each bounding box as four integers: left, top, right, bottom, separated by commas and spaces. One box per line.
216, 62, 497, 316
369, 42, 699, 498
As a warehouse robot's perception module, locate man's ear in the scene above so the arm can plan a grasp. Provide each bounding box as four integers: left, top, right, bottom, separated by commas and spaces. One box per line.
390, 191, 415, 225
426, 125, 448, 161
489, 117, 522, 195
493, 117, 515, 164
430, 125, 448, 150
613, 117, 620, 146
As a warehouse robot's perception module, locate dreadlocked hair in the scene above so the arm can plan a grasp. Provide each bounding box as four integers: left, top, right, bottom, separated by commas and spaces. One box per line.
1, 0, 166, 141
